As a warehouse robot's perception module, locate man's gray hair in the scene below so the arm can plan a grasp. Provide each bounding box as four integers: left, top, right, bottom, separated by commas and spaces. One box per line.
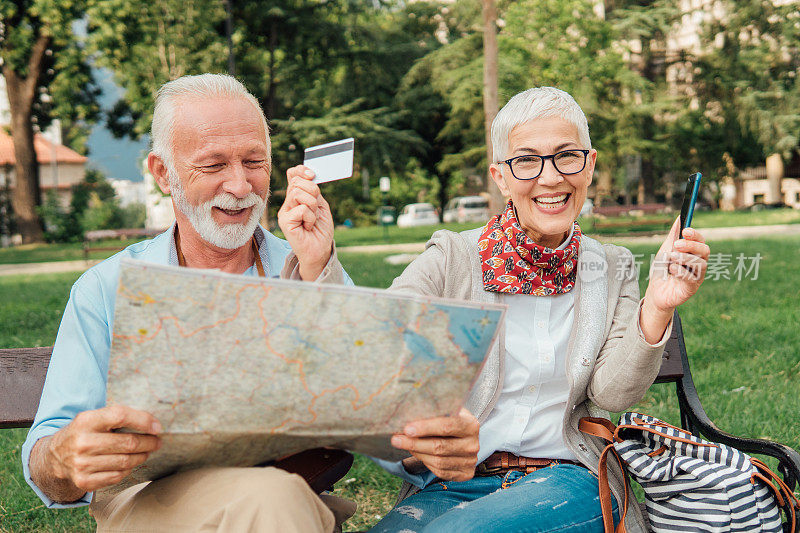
151, 73, 270, 170
490, 87, 591, 163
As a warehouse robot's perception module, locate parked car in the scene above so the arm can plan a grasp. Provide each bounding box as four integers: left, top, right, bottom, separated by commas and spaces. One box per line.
442, 196, 490, 223
396, 203, 439, 228
744, 202, 786, 212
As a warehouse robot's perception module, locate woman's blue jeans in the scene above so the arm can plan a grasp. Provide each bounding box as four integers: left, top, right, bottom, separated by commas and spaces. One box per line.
368, 464, 619, 533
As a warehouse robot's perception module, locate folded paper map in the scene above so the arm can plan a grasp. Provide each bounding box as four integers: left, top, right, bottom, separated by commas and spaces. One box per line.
107, 259, 505, 485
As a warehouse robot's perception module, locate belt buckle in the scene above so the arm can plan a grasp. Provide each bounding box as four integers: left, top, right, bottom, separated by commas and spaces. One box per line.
475, 462, 504, 476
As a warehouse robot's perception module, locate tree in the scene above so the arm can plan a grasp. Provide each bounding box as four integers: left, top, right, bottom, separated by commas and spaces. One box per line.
605, 0, 683, 204
271, 100, 424, 223
232, 0, 444, 219
405, 0, 647, 206
90, 0, 442, 222
37, 168, 127, 241
86, 0, 228, 138
694, 0, 800, 204
397, 3, 489, 204
481, 0, 503, 213
0, 0, 97, 242
501, 0, 654, 205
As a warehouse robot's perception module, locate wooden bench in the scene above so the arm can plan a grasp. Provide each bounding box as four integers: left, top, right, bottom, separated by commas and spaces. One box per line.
588, 203, 672, 233
2, 311, 798, 529
82, 229, 164, 261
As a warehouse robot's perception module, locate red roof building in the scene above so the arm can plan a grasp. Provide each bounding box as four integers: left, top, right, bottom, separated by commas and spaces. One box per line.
0, 130, 87, 166
0, 130, 88, 204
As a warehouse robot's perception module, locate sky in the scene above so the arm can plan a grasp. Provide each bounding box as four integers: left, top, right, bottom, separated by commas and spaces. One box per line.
84, 68, 150, 183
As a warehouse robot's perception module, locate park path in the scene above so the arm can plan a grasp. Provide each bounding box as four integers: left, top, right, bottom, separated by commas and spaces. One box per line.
1, 223, 799, 277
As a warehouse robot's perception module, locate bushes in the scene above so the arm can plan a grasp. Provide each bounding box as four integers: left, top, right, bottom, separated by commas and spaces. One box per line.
38, 169, 145, 243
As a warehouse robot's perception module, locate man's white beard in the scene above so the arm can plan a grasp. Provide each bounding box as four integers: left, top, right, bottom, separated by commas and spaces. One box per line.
169, 174, 268, 250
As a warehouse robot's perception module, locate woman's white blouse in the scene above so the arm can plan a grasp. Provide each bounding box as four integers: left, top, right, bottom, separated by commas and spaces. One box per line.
479, 227, 578, 461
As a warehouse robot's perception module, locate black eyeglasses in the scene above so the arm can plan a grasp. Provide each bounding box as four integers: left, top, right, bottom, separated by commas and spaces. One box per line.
500, 149, 590, 181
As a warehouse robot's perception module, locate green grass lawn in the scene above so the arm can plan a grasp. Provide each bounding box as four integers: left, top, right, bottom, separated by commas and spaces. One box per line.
1, 235, 799, 531
1, 208, 798, 266
0, 240, 143, 265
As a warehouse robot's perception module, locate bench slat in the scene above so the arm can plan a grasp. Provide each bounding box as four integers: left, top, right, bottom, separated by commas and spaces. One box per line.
0, 347, 52, 428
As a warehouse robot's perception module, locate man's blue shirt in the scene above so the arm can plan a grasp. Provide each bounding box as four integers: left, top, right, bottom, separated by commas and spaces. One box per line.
21, 225, 349, 508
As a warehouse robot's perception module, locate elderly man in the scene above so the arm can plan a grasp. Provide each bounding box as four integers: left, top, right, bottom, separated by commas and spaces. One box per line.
21, 74, 354, 532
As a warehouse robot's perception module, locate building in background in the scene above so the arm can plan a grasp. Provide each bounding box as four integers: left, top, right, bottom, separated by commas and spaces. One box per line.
599, 0, 799, 209
739, 153, 800, 209
0, 76, 87, 208
0, 130, 87, 207
109, 177, 146, 207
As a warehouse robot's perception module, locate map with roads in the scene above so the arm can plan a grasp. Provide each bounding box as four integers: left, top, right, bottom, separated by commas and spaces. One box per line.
106, 259, 505, 484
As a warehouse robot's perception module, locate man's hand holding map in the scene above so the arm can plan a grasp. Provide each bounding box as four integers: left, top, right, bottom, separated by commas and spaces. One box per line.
107, 259, 504, 485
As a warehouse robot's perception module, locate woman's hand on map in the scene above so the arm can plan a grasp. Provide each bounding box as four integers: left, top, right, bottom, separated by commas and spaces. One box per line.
278, 165, 335, 281
391, 407, 479, 481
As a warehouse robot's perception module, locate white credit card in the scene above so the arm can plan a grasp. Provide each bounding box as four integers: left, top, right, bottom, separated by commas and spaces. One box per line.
303, 138, 354, 184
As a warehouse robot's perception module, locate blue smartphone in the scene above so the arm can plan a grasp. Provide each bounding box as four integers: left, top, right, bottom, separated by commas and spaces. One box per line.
679, 173, 702, 235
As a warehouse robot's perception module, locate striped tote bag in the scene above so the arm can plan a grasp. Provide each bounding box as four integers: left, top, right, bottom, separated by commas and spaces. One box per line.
579, 412, 799, 533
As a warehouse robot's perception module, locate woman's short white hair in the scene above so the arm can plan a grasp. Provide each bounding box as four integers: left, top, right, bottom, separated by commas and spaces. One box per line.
491, 87, 591, 163
151, 73, 270, 171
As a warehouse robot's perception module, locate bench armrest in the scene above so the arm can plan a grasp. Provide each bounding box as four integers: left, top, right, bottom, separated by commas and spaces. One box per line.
670, 313, 800, 494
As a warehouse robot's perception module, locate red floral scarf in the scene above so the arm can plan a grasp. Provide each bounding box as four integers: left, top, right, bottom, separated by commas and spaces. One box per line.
478, 200, 581, 295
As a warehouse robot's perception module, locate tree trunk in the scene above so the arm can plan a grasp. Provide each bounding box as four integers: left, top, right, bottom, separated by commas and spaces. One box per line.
8, 102, 41, 243
2, 34, 50, 243
594, 167, 612, 207
765, 153, 784, 205
639, 155, 656, 204
4, 77, 41, 243
481, 0, 504, 214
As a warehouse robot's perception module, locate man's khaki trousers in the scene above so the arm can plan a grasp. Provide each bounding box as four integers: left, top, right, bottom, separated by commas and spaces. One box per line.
89, 466, 356, 532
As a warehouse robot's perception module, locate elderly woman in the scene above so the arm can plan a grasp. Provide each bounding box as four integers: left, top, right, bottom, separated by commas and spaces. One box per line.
369, 87, 710, 533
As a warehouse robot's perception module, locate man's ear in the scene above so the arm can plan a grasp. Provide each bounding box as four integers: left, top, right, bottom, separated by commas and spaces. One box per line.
489, 163, 511, 198
148, 153, 171, 194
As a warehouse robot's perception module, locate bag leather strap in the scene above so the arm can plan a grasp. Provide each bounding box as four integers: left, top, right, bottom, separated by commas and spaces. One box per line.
751, 457, 800, 533
581, 416, 800, 533
579, 416, 717, 533
579, 417, 629, 533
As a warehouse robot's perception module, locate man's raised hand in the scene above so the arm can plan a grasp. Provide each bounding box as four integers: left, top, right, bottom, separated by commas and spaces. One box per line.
278, 165, 335, 281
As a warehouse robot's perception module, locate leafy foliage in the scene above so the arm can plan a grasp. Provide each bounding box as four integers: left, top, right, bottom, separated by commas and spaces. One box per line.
0, 0, 99, 141
0, 0, 101, 241
86, 0, 447, 223
695, 0, 800, 159
86, 0, 228, 138
37, 169, 143, 242
81, 0, 800, 223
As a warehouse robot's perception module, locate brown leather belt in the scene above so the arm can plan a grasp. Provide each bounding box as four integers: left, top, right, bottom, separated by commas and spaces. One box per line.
475, 451, 583, 476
